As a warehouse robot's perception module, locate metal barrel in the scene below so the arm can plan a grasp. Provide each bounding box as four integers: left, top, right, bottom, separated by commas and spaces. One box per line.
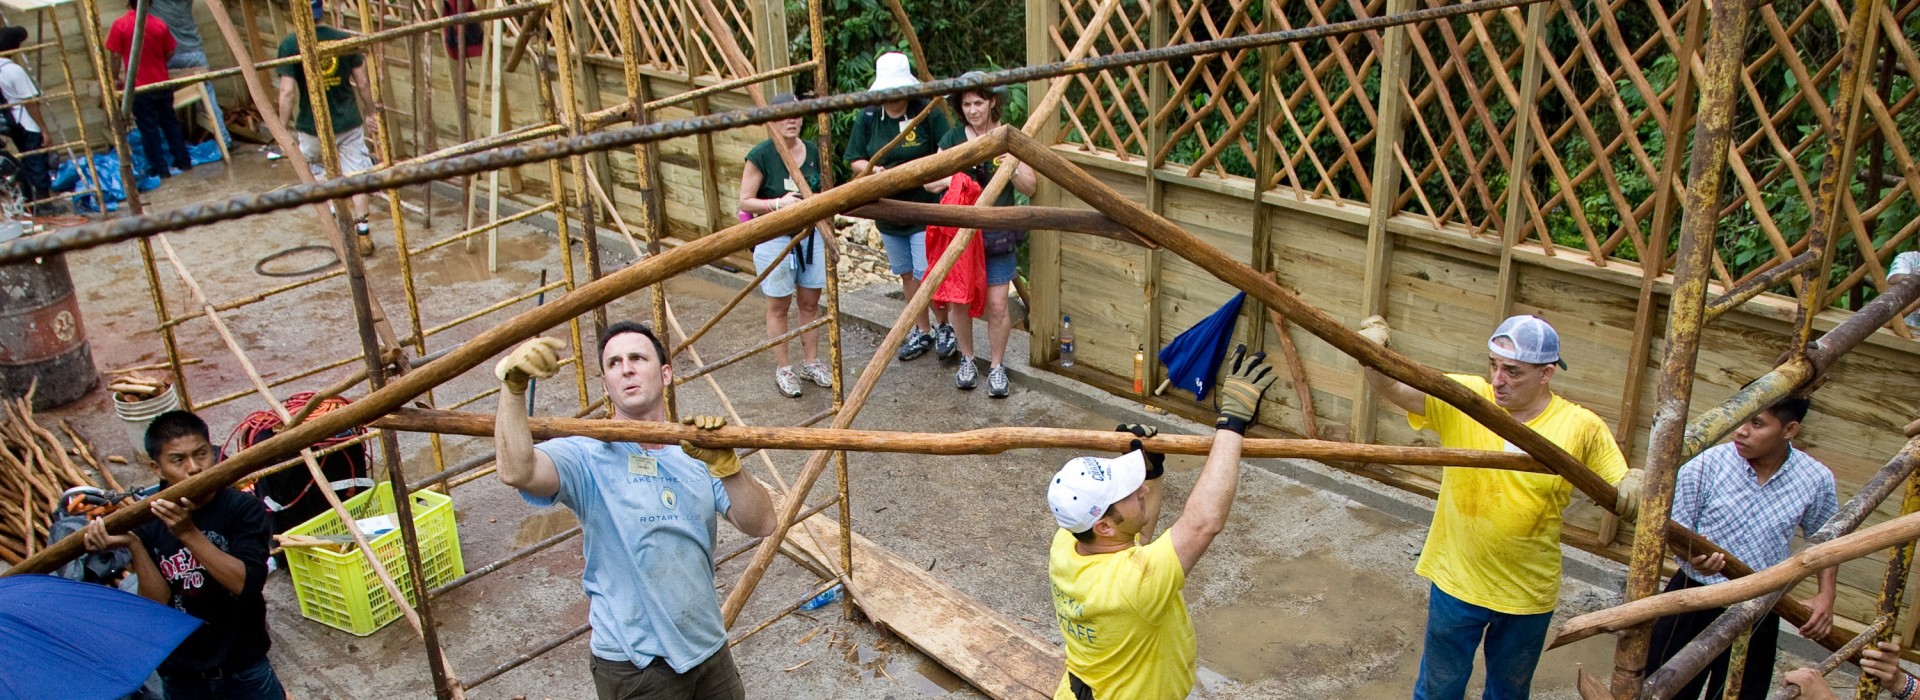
0, 252, 97, 409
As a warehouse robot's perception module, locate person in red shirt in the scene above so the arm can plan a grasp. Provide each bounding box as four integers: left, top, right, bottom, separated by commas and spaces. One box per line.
105, 0, 192, 179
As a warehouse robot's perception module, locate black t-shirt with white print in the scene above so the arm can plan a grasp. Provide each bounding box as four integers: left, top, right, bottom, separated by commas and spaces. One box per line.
132, 486, 273, 674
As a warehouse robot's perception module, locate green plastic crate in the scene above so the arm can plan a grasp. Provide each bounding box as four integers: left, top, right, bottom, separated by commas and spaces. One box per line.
283, 482, 465, 636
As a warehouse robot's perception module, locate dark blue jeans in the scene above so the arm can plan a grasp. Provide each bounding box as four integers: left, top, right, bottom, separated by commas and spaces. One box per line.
161, 656, 284, 700
1414, 583, 1554, 700
129, 91, 190, 177
8, 127, 48, 203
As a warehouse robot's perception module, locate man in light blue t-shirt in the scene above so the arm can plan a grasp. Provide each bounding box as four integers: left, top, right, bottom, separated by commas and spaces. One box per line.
494, 321, 776, 700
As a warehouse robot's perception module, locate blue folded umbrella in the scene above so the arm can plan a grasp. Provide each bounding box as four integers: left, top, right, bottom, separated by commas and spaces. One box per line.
0, 574, 201, 700
1158, 292, 1246, 401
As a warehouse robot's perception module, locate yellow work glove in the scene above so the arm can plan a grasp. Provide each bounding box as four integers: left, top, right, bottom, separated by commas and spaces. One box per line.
1615, 468, 1645, 520
495, 337, 566, 395
678, 415, 741, 479
1214, 344, 1277, 435
1358, 315, 1392, 347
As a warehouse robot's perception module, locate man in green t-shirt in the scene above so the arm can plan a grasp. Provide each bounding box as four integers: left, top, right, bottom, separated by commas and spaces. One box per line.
846, 52, 955, 362
276, 0, 377, 255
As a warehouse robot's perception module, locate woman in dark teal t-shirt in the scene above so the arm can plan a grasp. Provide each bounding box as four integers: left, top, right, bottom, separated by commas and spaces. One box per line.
738, 94, 831, 399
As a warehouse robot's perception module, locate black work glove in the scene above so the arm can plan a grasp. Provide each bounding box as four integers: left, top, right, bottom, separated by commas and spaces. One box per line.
1117, 423, 1165, 480
1215, 344, 1276, 434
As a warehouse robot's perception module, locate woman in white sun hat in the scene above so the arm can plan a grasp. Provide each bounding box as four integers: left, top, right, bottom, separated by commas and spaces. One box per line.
845, 51, 957, 365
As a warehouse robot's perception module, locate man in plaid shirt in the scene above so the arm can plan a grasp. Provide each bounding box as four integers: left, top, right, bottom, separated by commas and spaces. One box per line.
1647, 396, 1838, 700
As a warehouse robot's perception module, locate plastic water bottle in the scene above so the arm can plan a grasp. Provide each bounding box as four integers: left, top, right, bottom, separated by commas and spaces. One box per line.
1060, 315, 1076, 367
799, 584, 844, 611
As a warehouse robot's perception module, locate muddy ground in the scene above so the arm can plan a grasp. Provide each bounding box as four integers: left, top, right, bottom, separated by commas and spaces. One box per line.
37, 150, 1827, 698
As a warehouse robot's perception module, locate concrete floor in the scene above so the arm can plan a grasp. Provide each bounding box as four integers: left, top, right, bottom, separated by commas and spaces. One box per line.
38, 149, 1824, 699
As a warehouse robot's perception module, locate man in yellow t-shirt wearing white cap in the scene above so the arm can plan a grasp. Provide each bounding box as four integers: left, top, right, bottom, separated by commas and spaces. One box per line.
1360, 314, 1636, 700
1046, 345, 1276, 700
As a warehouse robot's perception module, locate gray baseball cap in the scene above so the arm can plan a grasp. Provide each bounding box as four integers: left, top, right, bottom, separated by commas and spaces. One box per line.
1489, 315, 1567, 369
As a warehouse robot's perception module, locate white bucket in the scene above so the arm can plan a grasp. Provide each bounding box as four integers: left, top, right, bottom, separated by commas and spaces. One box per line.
114, 385, 180, 460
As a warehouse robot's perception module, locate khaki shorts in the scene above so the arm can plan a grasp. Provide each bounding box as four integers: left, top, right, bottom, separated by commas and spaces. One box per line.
296, 125, 372, 176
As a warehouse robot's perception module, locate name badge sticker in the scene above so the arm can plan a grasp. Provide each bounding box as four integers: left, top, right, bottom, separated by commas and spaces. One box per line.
782, 177, 796, 194
628, 454, 659, 477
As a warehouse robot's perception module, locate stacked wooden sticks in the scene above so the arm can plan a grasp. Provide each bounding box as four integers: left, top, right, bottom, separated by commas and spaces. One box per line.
0, 382, 125, 564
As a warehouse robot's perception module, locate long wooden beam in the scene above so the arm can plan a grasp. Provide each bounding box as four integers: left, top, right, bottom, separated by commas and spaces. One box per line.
1000, 127, 1833, 641
371, 408, 1554, 471
1555, 436, 1920, 655
1559, 474, 1920, 644
845, 200, 1150, 247
1, 132, 1005, 577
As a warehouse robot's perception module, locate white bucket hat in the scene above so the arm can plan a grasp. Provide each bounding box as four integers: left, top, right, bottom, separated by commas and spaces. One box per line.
869, 52, 919, 92
1047, 451, 1147, 533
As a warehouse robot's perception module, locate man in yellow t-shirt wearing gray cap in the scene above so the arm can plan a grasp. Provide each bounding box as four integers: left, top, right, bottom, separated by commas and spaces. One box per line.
1046, 346, 1275, 700
1360, 314, 1637, 700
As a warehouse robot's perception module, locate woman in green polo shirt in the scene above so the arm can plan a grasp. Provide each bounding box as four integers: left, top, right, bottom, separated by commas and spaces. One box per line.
738, 93, 831, 399
924, 73, 1036, 398
846, 52, 957, 363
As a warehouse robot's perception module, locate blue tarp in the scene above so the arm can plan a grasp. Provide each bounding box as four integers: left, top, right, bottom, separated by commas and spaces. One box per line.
51, 128, 224, 212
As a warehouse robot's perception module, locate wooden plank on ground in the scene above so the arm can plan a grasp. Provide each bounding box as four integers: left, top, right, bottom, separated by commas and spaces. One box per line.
786, 514, 1060, 700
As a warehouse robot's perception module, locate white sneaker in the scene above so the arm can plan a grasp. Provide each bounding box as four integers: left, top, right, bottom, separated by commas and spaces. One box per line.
799, 360, 834, 387
987, 364, 1010, 398
774, 366, 802, 398
955, 357, 977, 390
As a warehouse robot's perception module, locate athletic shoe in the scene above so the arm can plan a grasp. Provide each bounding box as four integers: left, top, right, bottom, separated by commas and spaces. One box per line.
986, 364, 1010, 398
955, 356, 978, 390
355, 218, 375, 256
897, 327, 933, 361
934, 323, 959, 360
799, 360, 834, 388
775, 366, 803, 397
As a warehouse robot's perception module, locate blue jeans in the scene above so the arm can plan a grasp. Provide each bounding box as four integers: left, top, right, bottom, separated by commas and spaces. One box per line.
167, 50, 230, 147
1414, 583, 1553, 700
161, 657, 285, 700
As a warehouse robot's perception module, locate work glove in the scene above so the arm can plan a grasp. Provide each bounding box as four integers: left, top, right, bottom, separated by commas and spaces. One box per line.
495, 337, 566, 395
1358, 315, 1392, 347
1614, 468, 1645, 520
678, 415, 741, 479
1215, 344, 1277, 435
1117, 423, 1166, 480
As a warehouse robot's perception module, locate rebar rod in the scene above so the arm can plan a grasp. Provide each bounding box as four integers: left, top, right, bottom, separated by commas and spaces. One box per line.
0, 0, 1548, 265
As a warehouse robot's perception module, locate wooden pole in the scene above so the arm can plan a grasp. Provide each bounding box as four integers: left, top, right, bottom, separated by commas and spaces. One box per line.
1611, 0, 1757, 692
199, 0, 404, 351
4, 127, 1003, 578
1267, 305, 1320, 441
1562, 503, 1920, 652
1559, 436, 1920, 658
1774, 616, 1894, 700
1349, 0, 1417, 444
372, 407, 1558, 469
150, 235, 426, 639
1490, 0, 1549, 316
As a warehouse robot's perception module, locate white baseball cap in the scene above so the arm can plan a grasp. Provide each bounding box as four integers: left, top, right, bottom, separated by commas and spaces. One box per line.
1489, 315, 1567, 369
1047, 451, 1147, 533
869, 52, 919, 91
